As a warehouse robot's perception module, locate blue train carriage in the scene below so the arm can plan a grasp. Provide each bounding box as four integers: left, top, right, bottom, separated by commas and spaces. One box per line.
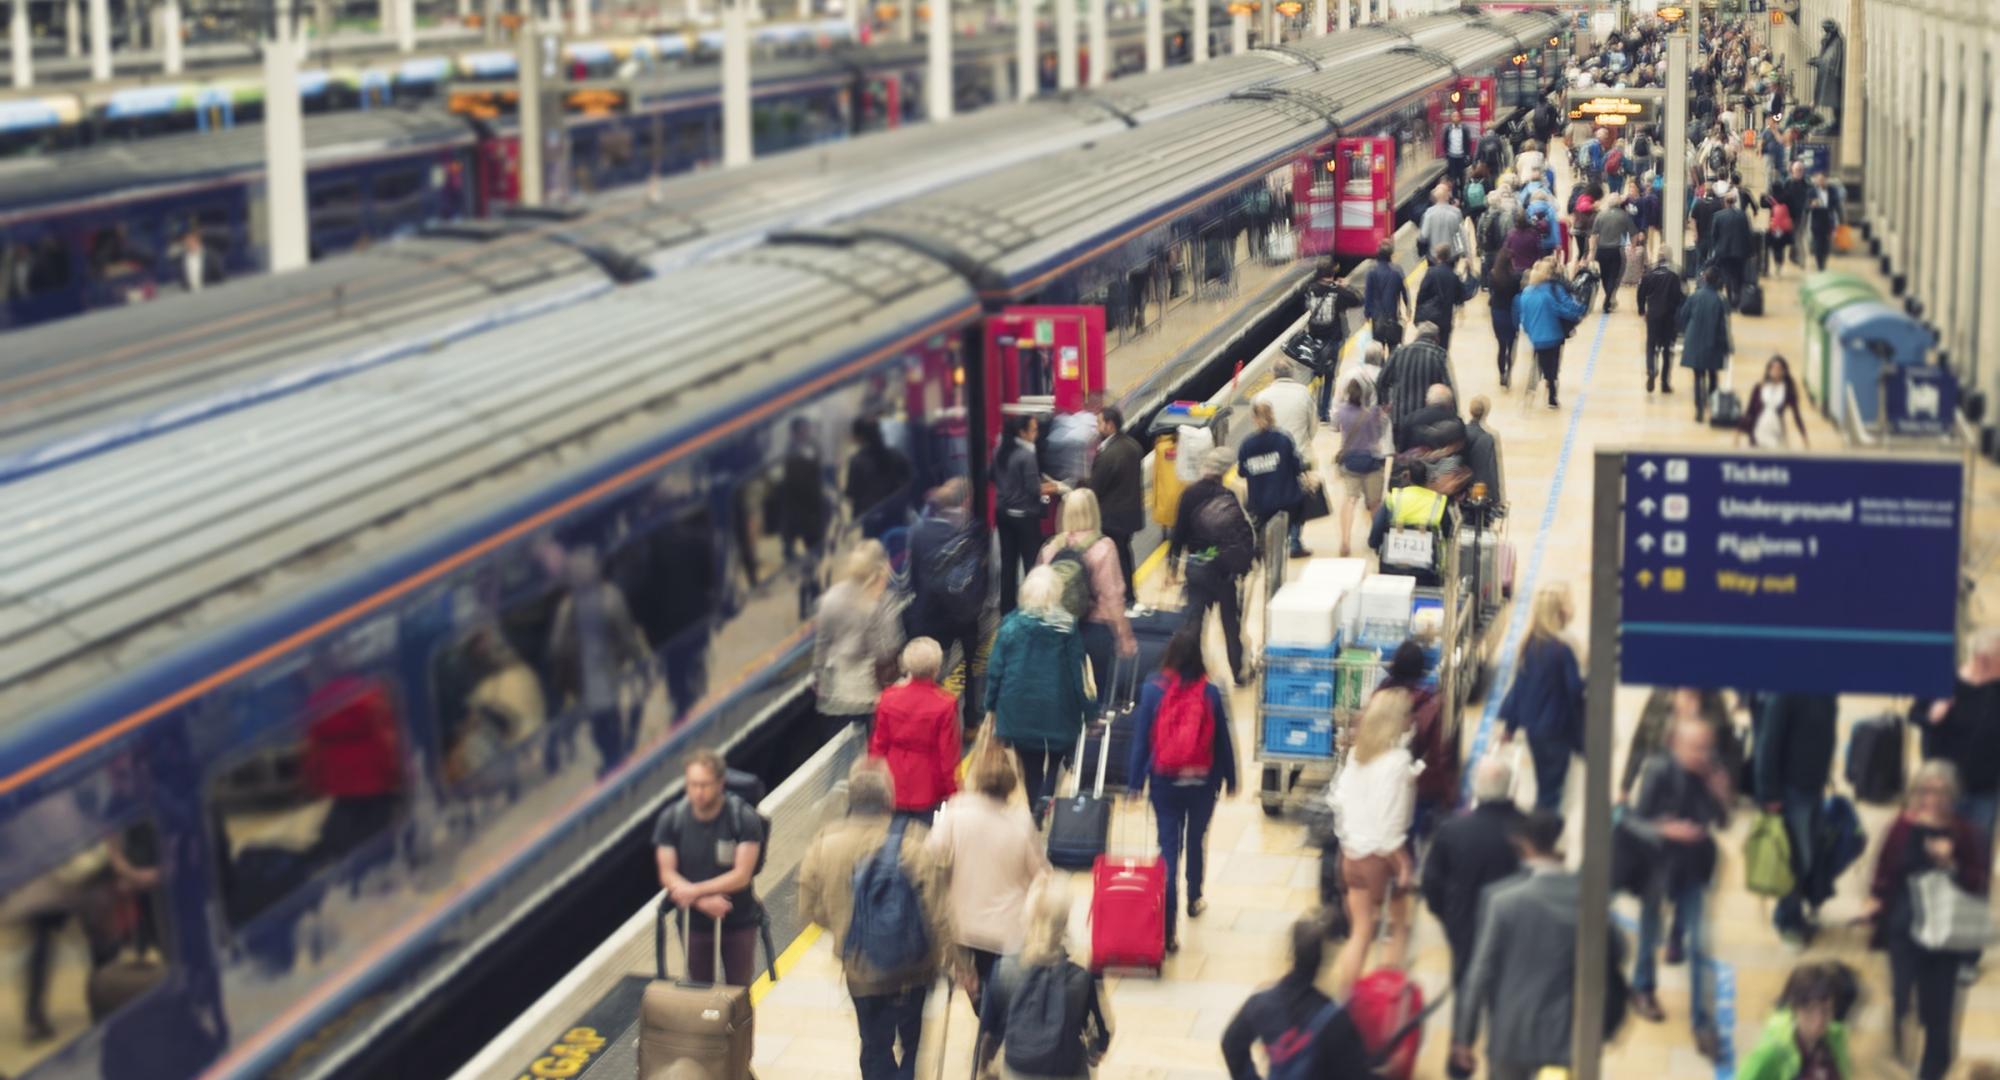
0, 107, 478, 329
0, 237, 980, 1080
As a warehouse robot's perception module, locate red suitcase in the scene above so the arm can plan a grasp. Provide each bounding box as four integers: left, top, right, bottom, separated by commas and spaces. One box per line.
1090, 854, 1166, 973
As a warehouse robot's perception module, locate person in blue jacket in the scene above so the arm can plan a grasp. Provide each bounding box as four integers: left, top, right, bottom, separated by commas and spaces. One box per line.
1516, 258, 1588, 410
1498, 582, 1585, 812
1127, 627, 1239, 953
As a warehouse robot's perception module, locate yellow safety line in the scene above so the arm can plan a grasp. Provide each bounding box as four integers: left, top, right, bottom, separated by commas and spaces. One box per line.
747, 923, 822, 1007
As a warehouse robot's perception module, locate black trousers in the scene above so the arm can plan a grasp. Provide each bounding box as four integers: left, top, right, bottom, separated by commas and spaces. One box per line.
1105, 528, 1137, 606
996, 513, 1041, 614
1012, 742, 1073, 822
1534, 344, 1562, 405
1692, 369, 1716, 420
1716, 255, 1747, 309
1891, 938, 1962, 1080
1810, 230, 1833, 270
1183, 561, 1245, 679
1595, 250, 1625, 310
1645, 325, 1675, 389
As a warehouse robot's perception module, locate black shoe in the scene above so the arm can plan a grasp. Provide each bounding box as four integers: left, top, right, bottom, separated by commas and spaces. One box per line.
25, 1017, 53, 1043
1646, 377, 1655, 393
1165, 936, 1180, 954
1188, 898, 1207, 919
1289, 547, 1312, 559
1665, 939, 1685, 966
1662, 382, 1674, 394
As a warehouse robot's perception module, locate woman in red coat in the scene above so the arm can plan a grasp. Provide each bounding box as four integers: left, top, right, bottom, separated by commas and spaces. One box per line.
870, 638, 961, 816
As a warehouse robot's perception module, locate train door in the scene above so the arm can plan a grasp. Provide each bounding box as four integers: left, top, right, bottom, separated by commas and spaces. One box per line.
477, 133, 523, 212
1293, 144, 1337, 258
0, 222, 83, 328
979, 306, 1105, 522
1464, 75, 1497, 134
1331, 136, 1394, 258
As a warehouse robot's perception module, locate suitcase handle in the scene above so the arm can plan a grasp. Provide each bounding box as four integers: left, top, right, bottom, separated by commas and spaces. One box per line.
655, 896, 725, 987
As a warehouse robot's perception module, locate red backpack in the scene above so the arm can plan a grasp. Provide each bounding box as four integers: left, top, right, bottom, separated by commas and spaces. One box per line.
1769, 202, 1794, 234
1151, 674, 1214, 773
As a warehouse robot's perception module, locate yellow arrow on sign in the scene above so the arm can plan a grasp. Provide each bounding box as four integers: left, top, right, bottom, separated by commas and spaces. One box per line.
1636, 569, 1655, 589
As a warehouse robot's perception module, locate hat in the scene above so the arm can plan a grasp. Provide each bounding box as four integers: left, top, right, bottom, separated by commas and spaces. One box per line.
1201, 447, 1237, 477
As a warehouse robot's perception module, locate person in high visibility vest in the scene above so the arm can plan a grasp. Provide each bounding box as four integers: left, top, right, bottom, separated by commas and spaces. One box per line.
1369, 460, 1456, 586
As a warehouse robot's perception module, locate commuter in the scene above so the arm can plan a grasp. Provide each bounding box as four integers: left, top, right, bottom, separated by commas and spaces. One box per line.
1443, 113, 1476, 193
1464, 162, 1491, 233
1740, 355, 1811, 448
1252, 358, 1317, 472
1463, 396, 1504, 505
1866, 761, 1989, 1080
929, 735, 1049, 1013
1415, 252, 1475, 351
1337, 340, 1387, 413
1710, 190, 1755, 309
1422, 756, 1525, 991
1327, 692, 1416, 991
1476, 125, 1508, 180
1517, 258, 1587, 411
1362, 240, 1410, 350
1629, 718, 1733, 1061
1220, 915, 1374, 1078
1395, 383, 1467, 457
1924, 629, 2000, 855
1505, 207, 1546, 274
1168, 448, 1254, 685
176, 226, 208, 293
1589, 193, 1638, 313
1487, 252, 1523, 388
1691, 182, 1724, 267
1238, 401, 1312, 559
774, 417, 832, 570
1302, 260, 1361, 422
1739, 961, 1855, 1080
1419, 184, 1465, 264
813, 540, 904, 742
1086, 406, 1146, 606
1754, 693, 1839, 942
1331, 379, 1389, 559
994, 413, 1057, 613
654, 749, 764, 986
547, 547, 651, 777
1369, 460, 1456, 588
1771, 161, 1812, 271
798, 758, 956, 1080
1126, 627, 1240, 952
845, 418, 914, 540
1478, 180, 1518, 277
1628, 127, 1658, 191
1581, 126, 1612, 187
1497, 583, 1584, 812
1037, 489, 1137, 696
1760, 186, 1798, 276
1043, 409, 1098, 493
1679, 266, 1735, 424
442, 624, 549, 784
907, 479, 987, 716
870, 638, 961, 819
1452, 810, 1625, 1080
1759, 113, 1789, 180
974, 877, 1112, 1079
985, 567, 1095, 821
1804, 172, 1843, 271
13, 827, 152, 1042
1514, 138, 1547, 189
1637, 257, 1686, 394
1378, 322, 1455, 429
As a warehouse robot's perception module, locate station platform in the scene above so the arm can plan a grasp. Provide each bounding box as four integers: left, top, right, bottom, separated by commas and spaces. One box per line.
462, 152, 2000, 1080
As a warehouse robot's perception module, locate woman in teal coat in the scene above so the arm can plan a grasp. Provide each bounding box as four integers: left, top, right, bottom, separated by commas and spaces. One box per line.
984, 565, 1095, 820
1678, 264, 1735, 424
1738, 962, 1854, 1080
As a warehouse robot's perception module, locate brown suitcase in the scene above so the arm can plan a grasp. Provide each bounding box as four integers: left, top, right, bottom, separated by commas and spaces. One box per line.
639, 902, 754, 1080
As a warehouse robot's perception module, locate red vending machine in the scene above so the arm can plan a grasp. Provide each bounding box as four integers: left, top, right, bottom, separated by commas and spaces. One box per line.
1331, 137, 1395, 258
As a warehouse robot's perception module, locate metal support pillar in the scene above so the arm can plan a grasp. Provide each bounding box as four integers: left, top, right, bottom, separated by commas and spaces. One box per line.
87, 0, 110, 80
162, 0, 182, 73
263, 35, 310, 273
1571, 452, 1621, 1080
1191, 0, 1207, 62
1144, 0, 1161, 70
1229, 10, 1245, 54
721, 0, 751, 166
10, 0, 30, 88
1085, 0, 1104, 86
65, 0, 78, 56
1337, 0, 1346, 33
571, 0, 588, 36
1664, 34, 1689, 272
1055, 0, 1076, 89
1015, 0, 1034, 99
1311, 0, 1323, 37
1260, 0, 1273, 47
400, 0, 418, 51
927, 0, 952, 119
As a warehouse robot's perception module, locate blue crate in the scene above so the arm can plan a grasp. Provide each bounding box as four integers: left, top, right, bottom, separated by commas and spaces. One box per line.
1262, 708, 1336, 758
1263, 668, 1336, 711
1264, 642, 1340, 665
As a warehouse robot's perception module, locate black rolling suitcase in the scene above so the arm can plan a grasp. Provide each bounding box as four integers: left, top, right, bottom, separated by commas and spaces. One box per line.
1739, 281, 1765, 316
1047, 727, 1113, 869
1079, 657, 1142, 793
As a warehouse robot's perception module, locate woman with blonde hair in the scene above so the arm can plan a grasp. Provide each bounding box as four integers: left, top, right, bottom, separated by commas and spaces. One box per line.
1498, 583, 1584, 811
985, 566, 1095, 820
976, 876, 1113, 1079
1037, 488, 1136, 699
812, 539, 904, 743
930, 733, 1049, 1011
1327, 691, 1416, 991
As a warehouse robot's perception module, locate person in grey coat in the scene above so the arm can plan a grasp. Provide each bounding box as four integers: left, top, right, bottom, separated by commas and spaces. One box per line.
1452, 811, 1624, 1080
1677, 266, 1734, 424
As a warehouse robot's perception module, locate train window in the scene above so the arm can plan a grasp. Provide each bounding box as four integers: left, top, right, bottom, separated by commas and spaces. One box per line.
0, 818, 168, 1075
309, 179, 364, 233
371, 168, 427, 208
3, 237, 72, 298
207, 673, 410, 929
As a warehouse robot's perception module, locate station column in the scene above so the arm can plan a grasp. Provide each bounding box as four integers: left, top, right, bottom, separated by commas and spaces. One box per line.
1337, 0, 1347, 33
927, 0, 952, 119
1191, 0, 1207, 63
1085, 0, 1105, 86
1015, 0, 1034, 100
162, 0, 182, 74
64, 0, 78, 56
1055, 0, 1076, 89
87, 0, 110, 80
1229, 8, 1245, 53
1311, 0, 1324, 38
572, 0, 589, 38
9, 0, 30, 88
1144, 0, 1161, 71
263, 32, 311, 273
400, 0, 418, 51
721, 0, 751, 166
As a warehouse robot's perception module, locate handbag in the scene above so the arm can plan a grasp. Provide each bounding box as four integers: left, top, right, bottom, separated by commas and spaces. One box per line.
1909, 870, 1998, 953
1297, 483, 1331, 523
1339, 449, 1384, 474
1742, 812, 1795, 898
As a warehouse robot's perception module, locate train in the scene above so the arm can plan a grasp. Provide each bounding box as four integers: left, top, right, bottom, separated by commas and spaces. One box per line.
0, 14, 1205, 330
0, 11, 1565, 1080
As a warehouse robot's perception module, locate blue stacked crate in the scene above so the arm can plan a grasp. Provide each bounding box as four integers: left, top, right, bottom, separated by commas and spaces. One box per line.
1262, 643, 1338, 758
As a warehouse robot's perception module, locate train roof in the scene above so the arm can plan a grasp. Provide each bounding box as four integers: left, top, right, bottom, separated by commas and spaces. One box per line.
0, 237, 974, 725
0, 105, 475, 214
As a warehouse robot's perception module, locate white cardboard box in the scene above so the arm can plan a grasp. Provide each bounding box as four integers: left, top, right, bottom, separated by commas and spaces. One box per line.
1266, 581, 1342, 648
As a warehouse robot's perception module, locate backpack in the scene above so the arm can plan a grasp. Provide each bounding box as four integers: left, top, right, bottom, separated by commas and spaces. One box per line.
658, 786, 772, 876
1193, 490, 1255, 576
921, 522, 986, 624
1266, 999, 1343, 1080
1843, 714, 1905, 805
1605, 146, 1624, 175
1769, 201, 1794, 233
1634, 133, 1653, 158
1048, 540, 1099, 620
845, 816, 930, 975
1002, 963, 1087, 1075
1151, 674, 1215, 773
1706, 143, 1730, 177
1464, 179, 1486, 210
1307, 286, 1342, 328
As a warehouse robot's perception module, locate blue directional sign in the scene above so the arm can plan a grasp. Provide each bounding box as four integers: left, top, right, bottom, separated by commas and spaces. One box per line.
1620, 451, 1963, 695
1883, 366, 1959, 438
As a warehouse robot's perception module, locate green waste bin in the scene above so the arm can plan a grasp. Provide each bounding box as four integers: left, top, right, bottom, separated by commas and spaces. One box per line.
1798, 272, 1882, 416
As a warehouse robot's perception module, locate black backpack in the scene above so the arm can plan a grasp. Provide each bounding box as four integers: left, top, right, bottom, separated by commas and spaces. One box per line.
658, 782, 771, 875
921, 522, 987, 624
1194, 491, 1255, 576
1003, 963, 1089, 1075
1844, 714, 1906, 805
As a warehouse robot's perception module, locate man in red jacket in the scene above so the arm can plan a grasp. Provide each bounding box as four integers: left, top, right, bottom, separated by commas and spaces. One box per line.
870, 638, 961, 816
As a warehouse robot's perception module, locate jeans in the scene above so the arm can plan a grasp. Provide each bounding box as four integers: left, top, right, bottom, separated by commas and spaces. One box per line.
967, 947, 1001, 1017
853, 982, 930, 1080
1645, 325, 1674, 389
1183, 561, 1245, 679
1774, 788, 1821, 935
1152, 780, 1219, 944
997, 513, 1041, 614
1526, 733, 1571, 813
1534, 345, 1562, 406
1636, 880, 1713, 1035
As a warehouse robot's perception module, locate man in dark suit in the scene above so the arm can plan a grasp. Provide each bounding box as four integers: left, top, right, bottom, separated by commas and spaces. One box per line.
1422, 756, 1525, 990
1708, 189, 1756, 310
1463, 395, 1504, 505
1087, 405, 1146, 606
